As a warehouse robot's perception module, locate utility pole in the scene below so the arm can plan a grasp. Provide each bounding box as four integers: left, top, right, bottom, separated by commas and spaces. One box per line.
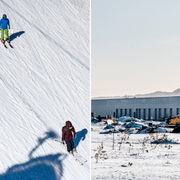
112, 128, 115, 150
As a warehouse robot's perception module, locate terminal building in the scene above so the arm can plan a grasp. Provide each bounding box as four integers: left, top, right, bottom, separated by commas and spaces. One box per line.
91, 96, 180, 121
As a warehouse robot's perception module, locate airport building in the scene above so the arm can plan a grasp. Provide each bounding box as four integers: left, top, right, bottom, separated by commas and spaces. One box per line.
91, 96, 180, 120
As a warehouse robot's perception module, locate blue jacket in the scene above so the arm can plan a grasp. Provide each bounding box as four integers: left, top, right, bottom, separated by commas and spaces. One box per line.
0, 18, 10, 29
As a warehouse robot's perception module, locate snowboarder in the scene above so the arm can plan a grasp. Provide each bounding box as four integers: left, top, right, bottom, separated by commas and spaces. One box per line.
62, 121, 77, 154
0, 14, 10, 43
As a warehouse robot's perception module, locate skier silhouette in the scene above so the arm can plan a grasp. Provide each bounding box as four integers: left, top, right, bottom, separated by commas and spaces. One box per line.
0, 14, 10, 44
62, 121, 76, 154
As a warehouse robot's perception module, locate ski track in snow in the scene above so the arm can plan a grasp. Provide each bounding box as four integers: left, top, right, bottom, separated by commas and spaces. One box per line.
0, 0, 90, 179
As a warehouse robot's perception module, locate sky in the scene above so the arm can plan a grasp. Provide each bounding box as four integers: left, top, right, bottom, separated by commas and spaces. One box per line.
91, 0, 180, 98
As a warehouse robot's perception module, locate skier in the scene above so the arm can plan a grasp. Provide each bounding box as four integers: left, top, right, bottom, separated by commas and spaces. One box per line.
62, 121, 77, 154
0, 14, 10, 44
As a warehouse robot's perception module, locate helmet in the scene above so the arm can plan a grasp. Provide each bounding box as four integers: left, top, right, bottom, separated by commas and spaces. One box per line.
3, 14, 7, 19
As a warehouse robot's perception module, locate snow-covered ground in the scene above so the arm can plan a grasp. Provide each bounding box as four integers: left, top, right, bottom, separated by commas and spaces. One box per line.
0, 0, 90, 179
91, 118, 180, 180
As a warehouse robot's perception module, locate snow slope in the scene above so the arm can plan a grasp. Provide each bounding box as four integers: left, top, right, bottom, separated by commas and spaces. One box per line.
0, 0, 90, 179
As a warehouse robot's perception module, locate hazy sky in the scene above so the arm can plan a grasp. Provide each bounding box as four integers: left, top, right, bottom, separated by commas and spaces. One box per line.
91, 0, 180, 97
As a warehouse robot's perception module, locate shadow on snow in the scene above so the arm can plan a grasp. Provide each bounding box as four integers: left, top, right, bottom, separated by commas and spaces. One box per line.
0, 130, 67, 180
74, 128, 88, 149
10, 31, 25, 42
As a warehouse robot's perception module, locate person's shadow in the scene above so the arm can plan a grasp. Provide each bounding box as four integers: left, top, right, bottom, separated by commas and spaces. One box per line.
73, 128, 88, 148
0, 153, 66, 180
10, 31, 25, 42
0, 130, 66, 180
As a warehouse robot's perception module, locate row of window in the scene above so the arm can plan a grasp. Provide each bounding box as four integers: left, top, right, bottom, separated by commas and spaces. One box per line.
115, 108, 180, 120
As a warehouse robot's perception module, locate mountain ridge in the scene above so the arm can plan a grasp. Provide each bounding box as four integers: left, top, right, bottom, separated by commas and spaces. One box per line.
92, 89, 180, 99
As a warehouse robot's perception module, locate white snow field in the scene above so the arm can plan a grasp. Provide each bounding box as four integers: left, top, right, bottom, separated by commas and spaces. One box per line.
91, 120, 180, 180
0, 0, 90, 179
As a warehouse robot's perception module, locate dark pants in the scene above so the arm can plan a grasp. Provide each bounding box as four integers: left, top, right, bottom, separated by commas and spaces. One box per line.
65, 139, 74, 152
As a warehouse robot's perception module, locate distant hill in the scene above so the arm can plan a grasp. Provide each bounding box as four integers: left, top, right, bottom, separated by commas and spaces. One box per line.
92, 89, 180, 99
136, 89, 180, 97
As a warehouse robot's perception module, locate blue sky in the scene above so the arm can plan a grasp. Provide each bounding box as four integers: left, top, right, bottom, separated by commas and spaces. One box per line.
92, 0, 180, 97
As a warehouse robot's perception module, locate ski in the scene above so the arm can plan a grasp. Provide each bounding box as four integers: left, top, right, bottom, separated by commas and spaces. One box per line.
1, 41, 7, 48
67, 151, 83, 165
55, 139, 83, 165
8, 42, 13, 48
0, 38, 13, 48
73, 151, 87, 163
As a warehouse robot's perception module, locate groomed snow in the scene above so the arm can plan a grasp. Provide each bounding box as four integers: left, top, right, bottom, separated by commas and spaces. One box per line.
0, 0, 90, 179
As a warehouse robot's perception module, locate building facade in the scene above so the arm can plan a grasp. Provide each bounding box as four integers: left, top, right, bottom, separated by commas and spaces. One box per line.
91, 96, 180, 120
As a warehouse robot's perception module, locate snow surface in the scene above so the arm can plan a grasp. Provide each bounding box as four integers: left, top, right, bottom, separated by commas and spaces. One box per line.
91, 120, 180, 180
0, 0, 90, 179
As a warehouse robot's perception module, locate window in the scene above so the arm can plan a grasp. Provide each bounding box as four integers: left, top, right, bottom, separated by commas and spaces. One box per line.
136, 109, 138, 118
159, 109, 161, 119
116, 109, 119, 118
154, 109, 157, 120
164, 108, 167, 118
129, 109, 132, 117
148, 109, 151, 120
143, 109, 146, 120
139, 109, 141, 119
176, 108, 179, 115
170, 108, 172, 117
120, 109, 123, 117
